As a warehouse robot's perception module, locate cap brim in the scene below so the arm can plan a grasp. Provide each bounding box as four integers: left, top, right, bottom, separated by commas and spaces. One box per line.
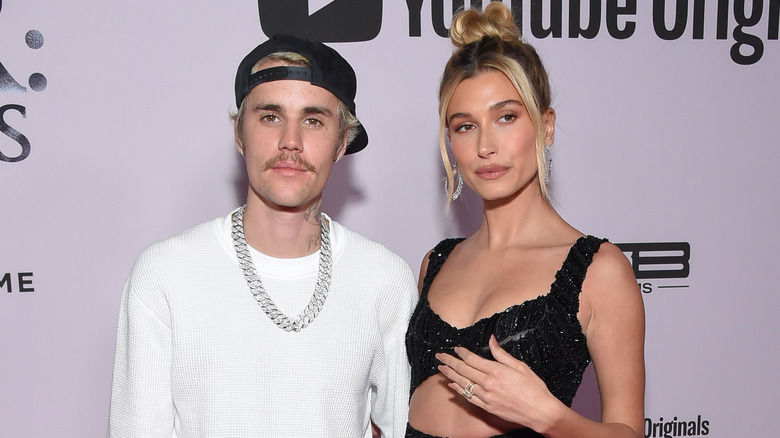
345, 122, 368, 154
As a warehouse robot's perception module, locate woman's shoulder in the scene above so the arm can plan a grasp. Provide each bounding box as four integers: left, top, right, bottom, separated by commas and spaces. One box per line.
589, 241, 634, 279
432, 237, 467, 253
582, 240, 641, 305
416, 237, 466, 292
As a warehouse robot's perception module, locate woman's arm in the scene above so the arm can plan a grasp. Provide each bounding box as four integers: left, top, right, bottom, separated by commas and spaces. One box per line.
541, 242, 645, 437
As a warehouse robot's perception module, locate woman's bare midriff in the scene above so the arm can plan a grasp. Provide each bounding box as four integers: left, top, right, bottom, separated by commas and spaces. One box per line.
408, 373, 526, 437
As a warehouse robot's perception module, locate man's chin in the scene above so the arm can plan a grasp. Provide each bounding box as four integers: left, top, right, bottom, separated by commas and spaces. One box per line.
251, 191, 322, 213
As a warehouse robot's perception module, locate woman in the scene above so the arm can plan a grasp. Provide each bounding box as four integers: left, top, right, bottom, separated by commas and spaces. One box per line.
405, 3, 645, 438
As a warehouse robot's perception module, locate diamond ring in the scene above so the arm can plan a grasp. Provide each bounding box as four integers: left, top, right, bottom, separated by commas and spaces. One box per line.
462, 381, 475, 399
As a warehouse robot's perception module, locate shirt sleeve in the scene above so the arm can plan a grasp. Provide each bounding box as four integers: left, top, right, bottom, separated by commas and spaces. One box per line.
369, 261, 419, 437
108, 260, 175, 438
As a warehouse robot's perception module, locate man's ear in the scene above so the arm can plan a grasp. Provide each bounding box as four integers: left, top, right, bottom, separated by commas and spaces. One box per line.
234, 121, 245, 156
334, 136, 348, 163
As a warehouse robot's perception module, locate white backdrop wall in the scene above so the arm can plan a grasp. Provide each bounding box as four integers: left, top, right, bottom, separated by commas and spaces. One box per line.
1, 1, 778, 437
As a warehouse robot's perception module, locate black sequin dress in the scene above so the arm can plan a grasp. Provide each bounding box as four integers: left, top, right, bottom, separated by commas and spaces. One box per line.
405, 236, 606, 438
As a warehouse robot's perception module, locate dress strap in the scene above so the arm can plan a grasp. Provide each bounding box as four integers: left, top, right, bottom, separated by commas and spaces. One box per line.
552, 235, 607, 315
421, 238, 464, 300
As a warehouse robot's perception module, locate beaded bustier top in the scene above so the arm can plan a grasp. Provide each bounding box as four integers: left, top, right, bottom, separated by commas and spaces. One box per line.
405, 235, 606, 407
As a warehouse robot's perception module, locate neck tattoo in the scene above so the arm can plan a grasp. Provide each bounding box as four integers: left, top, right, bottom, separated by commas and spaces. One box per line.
231, 205, 333, 332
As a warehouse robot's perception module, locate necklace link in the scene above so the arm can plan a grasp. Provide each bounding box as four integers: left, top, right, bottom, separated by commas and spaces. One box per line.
232, 205, 332, 332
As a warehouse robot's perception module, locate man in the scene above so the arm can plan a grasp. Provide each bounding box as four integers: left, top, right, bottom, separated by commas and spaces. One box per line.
108, 34, 418, 437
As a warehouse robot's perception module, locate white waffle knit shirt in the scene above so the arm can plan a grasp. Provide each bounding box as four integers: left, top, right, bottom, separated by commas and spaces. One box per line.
108, 211, 418, 438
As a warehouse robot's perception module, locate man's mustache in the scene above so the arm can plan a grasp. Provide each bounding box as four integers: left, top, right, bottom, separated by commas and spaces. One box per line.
262, 153, 317, 172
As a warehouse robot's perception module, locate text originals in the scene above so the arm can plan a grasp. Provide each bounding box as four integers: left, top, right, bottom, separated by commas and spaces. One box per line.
645, 415, 710, 437
407, 0, 779, 65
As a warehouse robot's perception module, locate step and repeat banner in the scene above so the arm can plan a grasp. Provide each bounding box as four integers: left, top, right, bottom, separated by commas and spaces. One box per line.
2, 1, 778, 437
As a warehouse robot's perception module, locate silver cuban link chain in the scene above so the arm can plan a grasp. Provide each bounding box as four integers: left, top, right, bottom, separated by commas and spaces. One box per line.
231, 205, 332, 332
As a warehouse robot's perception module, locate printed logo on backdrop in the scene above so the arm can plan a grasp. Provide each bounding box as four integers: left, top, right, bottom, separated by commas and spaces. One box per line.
406, 0, 778, 65
1, 1, 38, 295
617, 242, 690, 294
0, 1, 47, 163
645, 414, 710, 437
1, 272, 35, 294
257, 0, 382, 42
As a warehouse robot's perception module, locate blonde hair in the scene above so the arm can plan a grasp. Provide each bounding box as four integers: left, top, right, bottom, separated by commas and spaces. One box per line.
440, 2, 553, 208
231, 52, 360, 149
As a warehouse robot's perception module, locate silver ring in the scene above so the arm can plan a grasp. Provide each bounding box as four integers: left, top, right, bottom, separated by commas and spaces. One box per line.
462, 381, 475, 399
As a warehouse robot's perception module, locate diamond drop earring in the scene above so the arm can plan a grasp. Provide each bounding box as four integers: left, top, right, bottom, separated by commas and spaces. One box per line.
543, 145, 552, 184
444, 164, 463, 201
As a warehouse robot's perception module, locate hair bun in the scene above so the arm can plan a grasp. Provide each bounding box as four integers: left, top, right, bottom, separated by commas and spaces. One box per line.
450, 2, 521, 48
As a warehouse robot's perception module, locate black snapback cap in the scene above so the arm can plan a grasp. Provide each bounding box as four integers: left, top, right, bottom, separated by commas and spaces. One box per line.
234, 34, 368, 154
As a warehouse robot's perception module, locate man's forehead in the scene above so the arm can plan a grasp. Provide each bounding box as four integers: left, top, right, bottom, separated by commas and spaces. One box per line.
247, 80, 339, 113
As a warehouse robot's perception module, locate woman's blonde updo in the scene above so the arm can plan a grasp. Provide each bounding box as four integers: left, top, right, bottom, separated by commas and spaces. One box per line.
449, 1, 520, 48
439, 2, 553, 205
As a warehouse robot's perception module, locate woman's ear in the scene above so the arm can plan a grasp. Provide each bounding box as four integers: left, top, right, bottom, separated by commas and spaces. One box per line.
543, 108, 556, 146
